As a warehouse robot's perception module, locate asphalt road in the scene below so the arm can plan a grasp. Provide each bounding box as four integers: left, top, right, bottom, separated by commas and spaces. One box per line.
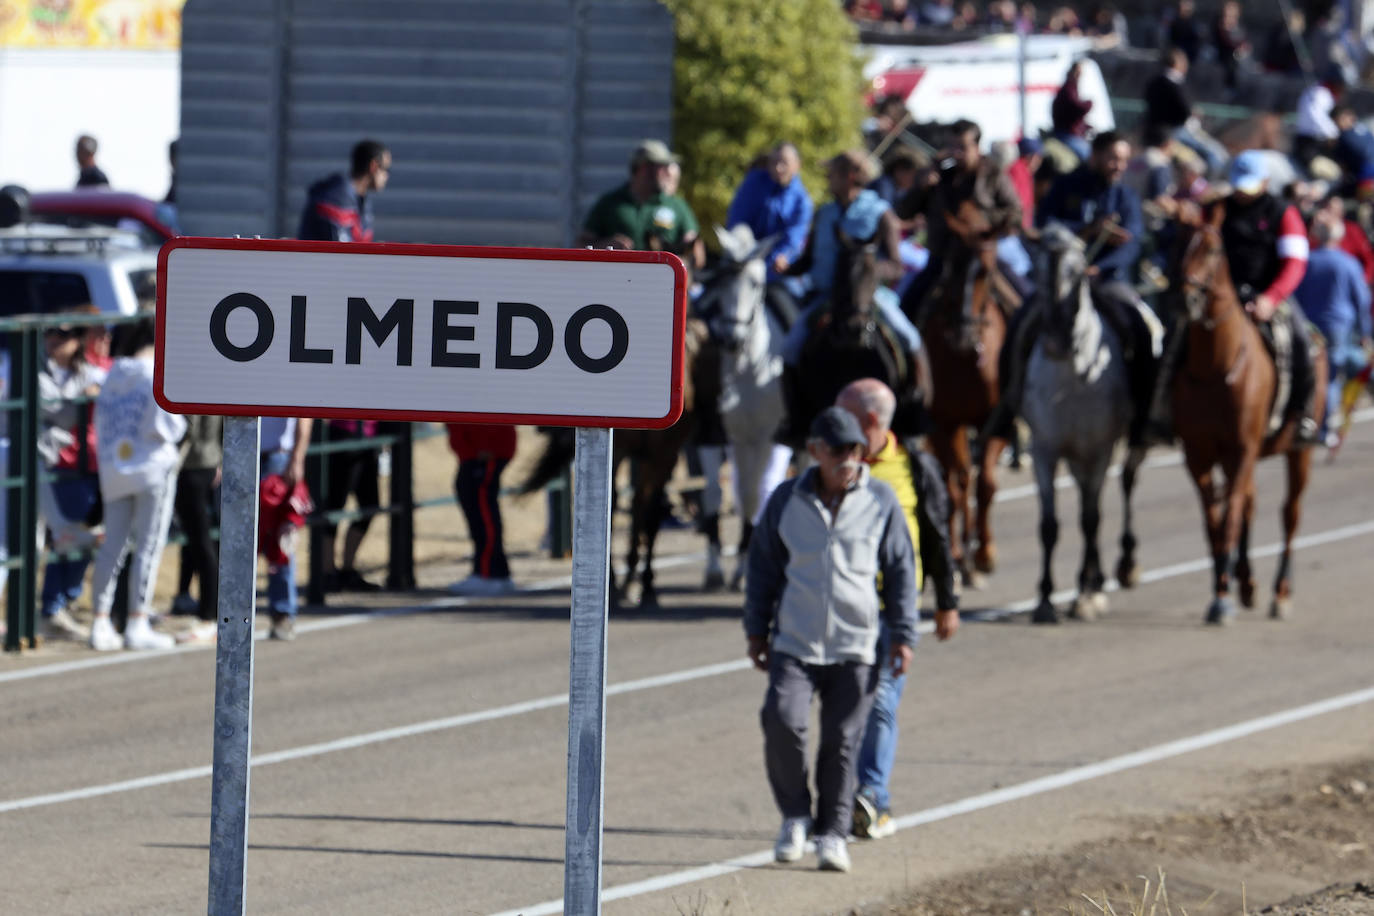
2, 417, 1373, 916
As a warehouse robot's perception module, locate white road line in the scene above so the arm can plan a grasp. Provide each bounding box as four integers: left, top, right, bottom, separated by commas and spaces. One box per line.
6, 407, 1370, 686
491, 683, 1374, 916
1, 518, 1370, 816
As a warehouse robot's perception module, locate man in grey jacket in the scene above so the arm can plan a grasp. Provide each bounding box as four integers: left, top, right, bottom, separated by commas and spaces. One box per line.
745, 406, 918, 873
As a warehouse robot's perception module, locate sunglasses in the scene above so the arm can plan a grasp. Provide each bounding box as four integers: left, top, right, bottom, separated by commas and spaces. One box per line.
43, 327, 81, 340
820, 442, 863, 459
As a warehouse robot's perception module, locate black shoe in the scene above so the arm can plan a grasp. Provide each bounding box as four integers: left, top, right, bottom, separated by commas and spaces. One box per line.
336, 568, 382, 592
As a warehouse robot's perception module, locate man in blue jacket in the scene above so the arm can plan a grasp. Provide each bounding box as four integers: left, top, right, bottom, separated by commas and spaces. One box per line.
297, 139, 390, 242
1295, 217, 1372, 442
727, 143, 813, 289
990, 131, 1161, 447
745, 406, 918, 874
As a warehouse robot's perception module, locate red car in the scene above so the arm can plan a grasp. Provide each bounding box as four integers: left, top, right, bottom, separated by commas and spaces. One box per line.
27, 190, 179, 248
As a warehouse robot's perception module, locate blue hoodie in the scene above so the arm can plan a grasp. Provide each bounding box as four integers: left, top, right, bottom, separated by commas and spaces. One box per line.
297, 173, 374, 242
726, 168, 813, 280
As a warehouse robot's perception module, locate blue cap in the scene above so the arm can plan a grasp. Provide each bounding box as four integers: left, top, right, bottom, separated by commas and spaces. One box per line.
809, 406, 867, 449
1018, 137, 1043, 157
1228, 150, 1268, 195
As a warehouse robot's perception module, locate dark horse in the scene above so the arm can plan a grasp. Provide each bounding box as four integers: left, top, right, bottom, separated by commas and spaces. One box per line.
1169, 205, 1328, 624
792, 230, 932, 445
919, 199, 1015, 587
520, 318, 716, 611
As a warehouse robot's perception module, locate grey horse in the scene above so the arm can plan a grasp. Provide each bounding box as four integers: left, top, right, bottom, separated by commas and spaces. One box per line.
1022, 224, 1146, 624
694, 224, 794, 589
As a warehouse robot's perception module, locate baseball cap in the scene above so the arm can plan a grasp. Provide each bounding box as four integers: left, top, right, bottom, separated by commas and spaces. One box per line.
809, 406, 867, 450
630, 139, 679, 167
1228, 150, 1269, 195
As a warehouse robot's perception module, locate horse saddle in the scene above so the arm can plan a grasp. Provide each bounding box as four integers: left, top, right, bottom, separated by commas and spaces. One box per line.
1255, 307, 1292, 437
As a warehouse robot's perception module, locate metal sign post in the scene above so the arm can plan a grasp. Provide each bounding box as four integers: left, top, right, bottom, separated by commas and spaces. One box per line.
155, 237, 685, 915
564, 427, 613, 913
206, 415, 261, 914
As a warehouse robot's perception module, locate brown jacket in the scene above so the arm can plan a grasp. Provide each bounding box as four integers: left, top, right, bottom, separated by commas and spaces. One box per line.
895, 159, 1023, 255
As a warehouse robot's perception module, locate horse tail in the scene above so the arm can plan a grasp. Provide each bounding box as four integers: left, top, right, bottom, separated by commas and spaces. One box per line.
514, 427, 577, 496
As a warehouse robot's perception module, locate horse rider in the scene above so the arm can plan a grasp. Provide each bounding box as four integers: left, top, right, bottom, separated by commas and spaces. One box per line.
774, 150, 925, 443
894, 118, 1028, 327
727, 142, 813, 328
1148, 149, 1321, 444
577, 138, 706, 272
989, 131, 1161, 448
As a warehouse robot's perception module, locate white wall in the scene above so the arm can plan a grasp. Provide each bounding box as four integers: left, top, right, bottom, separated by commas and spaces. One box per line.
0, 48, 179, 200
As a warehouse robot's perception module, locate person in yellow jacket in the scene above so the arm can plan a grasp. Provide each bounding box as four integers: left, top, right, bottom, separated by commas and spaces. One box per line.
836, 378, 960, 840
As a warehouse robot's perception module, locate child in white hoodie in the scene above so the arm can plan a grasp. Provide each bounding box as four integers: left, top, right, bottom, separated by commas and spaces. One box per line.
88, 316, 187, 651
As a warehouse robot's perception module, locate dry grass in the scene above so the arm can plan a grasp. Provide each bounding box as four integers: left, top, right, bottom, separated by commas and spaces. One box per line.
1062, 869, 1225, 916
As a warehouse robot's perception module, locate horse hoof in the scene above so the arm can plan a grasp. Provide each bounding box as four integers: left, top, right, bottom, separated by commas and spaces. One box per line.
1115, 558, 1141, 590
703, 569, 726, 592
1069, 592, 1108, 621
974, 548, 997, 575
962, 569, 986, 591
1270, 596, 1292, 620
638, 592, 660, 614
1031, 601, 1060, 625
729, 569, 746, 592
1205, 597, 1236, 626
1238, 579, 1257, 610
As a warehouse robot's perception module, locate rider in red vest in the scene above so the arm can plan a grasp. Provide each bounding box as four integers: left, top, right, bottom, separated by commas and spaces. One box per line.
1149, 150, 1319, 443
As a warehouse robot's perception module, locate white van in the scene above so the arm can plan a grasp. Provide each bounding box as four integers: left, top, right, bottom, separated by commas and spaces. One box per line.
863, 34, 1116, 146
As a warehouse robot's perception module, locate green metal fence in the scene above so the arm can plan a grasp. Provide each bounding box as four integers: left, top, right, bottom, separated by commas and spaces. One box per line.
2, 311, 573, 652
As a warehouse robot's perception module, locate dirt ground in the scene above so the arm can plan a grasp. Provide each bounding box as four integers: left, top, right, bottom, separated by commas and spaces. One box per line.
857, 759, 1374, 916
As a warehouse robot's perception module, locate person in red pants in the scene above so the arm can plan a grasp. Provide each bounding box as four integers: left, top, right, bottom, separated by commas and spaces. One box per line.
446, 423, 517, 596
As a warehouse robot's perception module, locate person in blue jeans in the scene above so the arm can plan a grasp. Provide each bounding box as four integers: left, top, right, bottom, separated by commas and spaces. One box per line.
835, 379, 960, 840
1294, 218, 1373, 443
259, 416, 312, 640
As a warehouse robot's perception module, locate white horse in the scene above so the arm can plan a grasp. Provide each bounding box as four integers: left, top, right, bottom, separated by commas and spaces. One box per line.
1022, 223, 1146, 624
695, 224, 794, 589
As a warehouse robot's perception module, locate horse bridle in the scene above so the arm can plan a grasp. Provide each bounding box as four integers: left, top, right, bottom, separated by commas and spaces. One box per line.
1178, 225, 1238, 331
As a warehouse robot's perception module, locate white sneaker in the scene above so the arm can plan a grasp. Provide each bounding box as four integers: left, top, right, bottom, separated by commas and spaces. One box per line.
42, 607, 89, 641
123, 616, 175, 651
816, 834, 851, 872
774, 816, 811, 863
89, 615, 122, 652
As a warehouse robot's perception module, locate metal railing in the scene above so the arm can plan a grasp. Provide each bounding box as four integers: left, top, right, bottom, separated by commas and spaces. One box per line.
2, 311, 573, 652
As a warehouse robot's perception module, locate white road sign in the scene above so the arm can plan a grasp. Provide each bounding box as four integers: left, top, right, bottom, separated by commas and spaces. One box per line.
155, 238, 687, 428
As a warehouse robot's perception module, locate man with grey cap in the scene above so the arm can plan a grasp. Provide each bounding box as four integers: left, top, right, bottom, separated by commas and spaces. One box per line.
577, 139, 704, 270
744, 405, 918, 873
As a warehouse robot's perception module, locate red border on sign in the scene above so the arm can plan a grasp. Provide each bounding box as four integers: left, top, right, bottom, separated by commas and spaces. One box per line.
153, 236, 688, 430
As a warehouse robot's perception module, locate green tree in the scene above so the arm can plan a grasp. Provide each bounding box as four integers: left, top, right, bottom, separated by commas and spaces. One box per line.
665, 0, 868, 239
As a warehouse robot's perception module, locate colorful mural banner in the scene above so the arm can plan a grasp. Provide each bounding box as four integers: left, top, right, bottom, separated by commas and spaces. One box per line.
0, 0, 185, 49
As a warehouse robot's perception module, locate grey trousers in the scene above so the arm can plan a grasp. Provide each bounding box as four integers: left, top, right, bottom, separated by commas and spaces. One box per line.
91, 468, 178, 617
760, 652, 876, 838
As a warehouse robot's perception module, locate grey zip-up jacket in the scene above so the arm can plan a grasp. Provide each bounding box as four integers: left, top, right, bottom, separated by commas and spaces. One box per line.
744, 465, 917, 666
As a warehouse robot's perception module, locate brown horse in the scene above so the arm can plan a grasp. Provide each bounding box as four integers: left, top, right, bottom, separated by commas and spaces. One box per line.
1169, 205, 1328, 624
921, 199, 1015, 586
518, 318, 714, 612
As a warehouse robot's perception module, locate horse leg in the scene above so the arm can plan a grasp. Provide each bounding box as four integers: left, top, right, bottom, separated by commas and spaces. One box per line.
1183, 448, 1229, 624
951, 427, 980, 588
1206, 451, 1255, 625
1272, 446, 1313, 620
1115, 446, 1146, 589
639, 491, 666, 613
1031, 447, 1060, 624
698, 445, 726, 591
928, 426, 970, 587
974, 433, 1006, 576
728, 438, 768, 590
1069, 454, 1111, 621
1235, 485, 1257, 610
